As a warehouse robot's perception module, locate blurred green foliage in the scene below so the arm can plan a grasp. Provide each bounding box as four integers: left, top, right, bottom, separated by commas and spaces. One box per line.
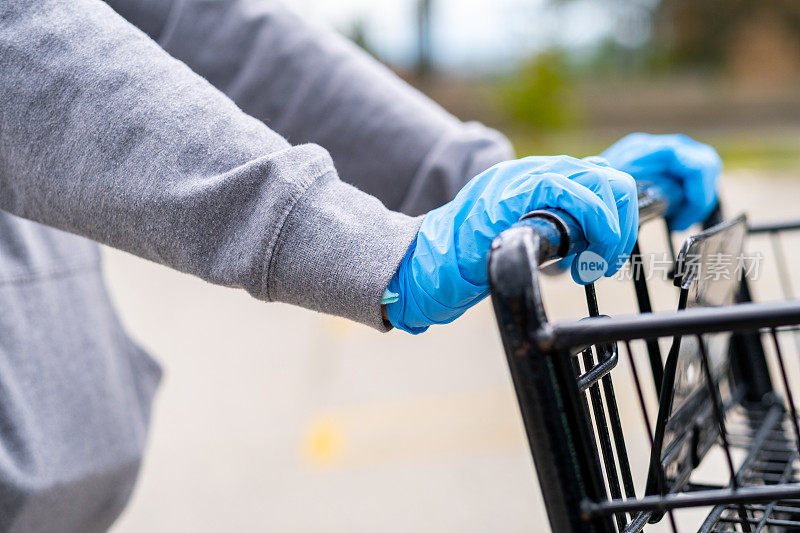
508, 130, 800, 172
497, 50, 580, 133
713, 138, 800, 172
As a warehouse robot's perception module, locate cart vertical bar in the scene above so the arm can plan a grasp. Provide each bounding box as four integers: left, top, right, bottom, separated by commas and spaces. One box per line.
489, 226, 613, 533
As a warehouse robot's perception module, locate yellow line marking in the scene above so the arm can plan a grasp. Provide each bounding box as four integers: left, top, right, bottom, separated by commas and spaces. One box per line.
301, 387, 527, 470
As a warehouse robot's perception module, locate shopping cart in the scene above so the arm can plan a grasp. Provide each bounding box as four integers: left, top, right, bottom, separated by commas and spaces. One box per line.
488, 185, 800, 532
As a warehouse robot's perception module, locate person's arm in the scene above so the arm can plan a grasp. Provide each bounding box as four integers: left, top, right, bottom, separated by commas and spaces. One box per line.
0, 0, 420, 330
104, 0, 514, 216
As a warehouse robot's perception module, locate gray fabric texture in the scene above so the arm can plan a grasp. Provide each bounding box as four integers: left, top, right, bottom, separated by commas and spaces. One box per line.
133, 0, 514, 217
2, 0, 418, 330
0, 217, 162, 533
0, 0, 513, 530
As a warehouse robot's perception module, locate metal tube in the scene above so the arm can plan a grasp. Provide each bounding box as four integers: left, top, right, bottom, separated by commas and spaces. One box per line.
545, 300, 800, 350
581, 484, 800, 518
748, 219, 800, 234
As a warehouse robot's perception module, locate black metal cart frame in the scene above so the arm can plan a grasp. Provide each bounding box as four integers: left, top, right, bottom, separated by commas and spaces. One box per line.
488, 190, 800, 532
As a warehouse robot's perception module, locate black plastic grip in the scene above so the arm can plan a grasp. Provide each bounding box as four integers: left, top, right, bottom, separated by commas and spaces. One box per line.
513, 209, 589, 265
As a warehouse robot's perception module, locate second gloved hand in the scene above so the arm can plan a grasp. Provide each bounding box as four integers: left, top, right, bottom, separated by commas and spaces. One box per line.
385, 155, 638, 333
601, 133, 722, 231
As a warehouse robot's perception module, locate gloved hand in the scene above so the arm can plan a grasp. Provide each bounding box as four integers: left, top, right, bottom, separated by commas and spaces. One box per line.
384, 155, 638, 333
600, 133, 722, 231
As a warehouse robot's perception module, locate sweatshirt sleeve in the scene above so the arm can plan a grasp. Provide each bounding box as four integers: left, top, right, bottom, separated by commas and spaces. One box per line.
103, 0, 515, 216
0, 0, 421, 330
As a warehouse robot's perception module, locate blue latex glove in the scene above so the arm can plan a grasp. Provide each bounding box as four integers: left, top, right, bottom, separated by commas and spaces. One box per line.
385, 156, 638, 333
601, 133, 722, 231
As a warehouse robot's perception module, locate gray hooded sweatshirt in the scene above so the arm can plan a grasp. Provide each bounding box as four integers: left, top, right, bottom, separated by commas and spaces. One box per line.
0, 0, 513, 530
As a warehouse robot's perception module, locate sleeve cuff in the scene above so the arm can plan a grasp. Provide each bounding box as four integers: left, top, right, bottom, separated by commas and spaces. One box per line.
265, 172, 423, 330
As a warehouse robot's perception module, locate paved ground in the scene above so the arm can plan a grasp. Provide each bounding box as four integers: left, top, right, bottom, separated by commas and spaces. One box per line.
108, 171, 800, 532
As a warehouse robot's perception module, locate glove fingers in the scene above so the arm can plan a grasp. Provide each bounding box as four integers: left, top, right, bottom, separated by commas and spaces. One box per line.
667, 144, 721, 228
572, 161, 640, 272
582, 156, 636, 266
583, 155, 613, 168
604, 174, 638, 275
632, 151, 708, 230
666, 167, 708, 231
602, 133, 721, 231
570, 165, 620, 222
534, 175, 622, 284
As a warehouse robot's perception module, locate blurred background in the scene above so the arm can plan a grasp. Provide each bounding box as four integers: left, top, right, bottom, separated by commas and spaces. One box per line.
111, 0, 800, 531
297, 0, 800, 167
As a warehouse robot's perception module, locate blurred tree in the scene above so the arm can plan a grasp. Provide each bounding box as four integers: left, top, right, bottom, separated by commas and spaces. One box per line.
498, 50, 578, 132
417, 0, 433, 77
554, 0, 800, 84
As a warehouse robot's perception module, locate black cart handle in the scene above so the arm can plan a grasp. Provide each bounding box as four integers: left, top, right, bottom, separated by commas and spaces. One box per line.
511, 209, 589, 263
